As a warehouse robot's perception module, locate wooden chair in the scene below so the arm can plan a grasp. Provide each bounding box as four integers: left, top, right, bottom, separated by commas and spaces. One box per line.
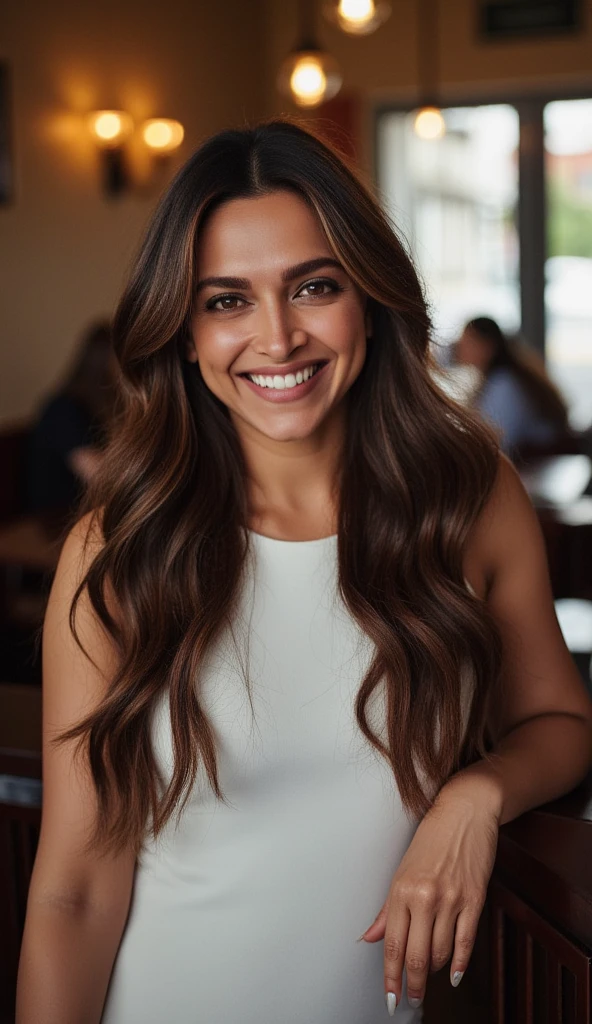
0, 683, 42, 1022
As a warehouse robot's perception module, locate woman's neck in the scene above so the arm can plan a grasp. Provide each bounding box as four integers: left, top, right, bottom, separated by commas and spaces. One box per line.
236, 406, 344, 540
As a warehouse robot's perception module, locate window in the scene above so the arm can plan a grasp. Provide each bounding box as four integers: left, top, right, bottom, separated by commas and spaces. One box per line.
378, 105, 520, 344
545, 99, 592, 428
377, 97, 592, 430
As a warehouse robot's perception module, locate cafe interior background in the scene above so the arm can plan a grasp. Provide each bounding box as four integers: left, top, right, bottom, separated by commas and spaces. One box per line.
1, 1, 592, 1021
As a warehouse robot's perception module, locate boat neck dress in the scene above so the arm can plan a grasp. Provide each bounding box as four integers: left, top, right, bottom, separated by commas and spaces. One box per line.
101, 530, 432, 1024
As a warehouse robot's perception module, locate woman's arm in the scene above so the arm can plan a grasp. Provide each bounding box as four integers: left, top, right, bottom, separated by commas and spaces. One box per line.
16, 515, 136, 1024
451, 453, 592, 821
361, 455, 592, 1015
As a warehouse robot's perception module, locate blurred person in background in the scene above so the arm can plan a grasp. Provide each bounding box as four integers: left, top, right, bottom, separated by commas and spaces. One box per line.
454, 316, 570, 461
26, 320, 116, 521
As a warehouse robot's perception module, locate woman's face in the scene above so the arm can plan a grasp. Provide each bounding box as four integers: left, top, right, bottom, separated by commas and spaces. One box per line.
454, 327, 494, 371
188, 190, 369, 445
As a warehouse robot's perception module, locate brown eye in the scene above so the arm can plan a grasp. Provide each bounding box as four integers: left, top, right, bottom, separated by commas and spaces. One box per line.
205, 294, 245, 312
297, 278, 342, 298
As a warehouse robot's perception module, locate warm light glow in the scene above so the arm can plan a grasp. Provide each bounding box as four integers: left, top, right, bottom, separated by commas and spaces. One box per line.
290, 57, 328, 107
278, 48, 342, 107
338, 0, 375, 25
88, 110, 133, 148
414, 107, 446, 140
142, 119, 185, 153
327, 0, 391, 35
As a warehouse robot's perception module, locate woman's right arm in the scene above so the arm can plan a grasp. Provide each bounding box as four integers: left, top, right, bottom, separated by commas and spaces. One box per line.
16, 514, 136, 1024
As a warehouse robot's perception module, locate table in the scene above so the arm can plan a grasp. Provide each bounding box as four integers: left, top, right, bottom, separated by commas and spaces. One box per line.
520, 454, 592, 508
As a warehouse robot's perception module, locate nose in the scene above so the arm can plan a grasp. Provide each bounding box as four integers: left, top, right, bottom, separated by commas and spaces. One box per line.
253, 299, 306, 360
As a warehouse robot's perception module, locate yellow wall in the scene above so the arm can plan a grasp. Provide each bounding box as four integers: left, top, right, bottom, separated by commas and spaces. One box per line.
0, 0, 266, 423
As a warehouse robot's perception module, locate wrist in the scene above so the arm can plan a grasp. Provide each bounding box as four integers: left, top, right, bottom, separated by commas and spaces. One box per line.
436, 762, 504, 824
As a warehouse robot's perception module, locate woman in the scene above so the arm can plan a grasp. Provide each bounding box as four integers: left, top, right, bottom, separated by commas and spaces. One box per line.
17, 121, 592, 1022
26, 320, 115, 520
455, 315, 570, 459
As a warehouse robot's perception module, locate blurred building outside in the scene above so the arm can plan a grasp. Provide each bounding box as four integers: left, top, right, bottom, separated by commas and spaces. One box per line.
377, 97, 592, 431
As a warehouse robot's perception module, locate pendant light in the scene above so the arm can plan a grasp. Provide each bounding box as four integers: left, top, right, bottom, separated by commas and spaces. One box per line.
323, 0, 392, 36
413, 0, 445, 140
277, 0, 343, 108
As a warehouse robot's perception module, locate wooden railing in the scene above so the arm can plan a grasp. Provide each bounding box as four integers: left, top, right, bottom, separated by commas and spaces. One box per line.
424, 773, 592, 1022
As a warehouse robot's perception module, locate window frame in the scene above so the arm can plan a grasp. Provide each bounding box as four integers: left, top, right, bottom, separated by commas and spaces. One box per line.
374, 90, 592, 359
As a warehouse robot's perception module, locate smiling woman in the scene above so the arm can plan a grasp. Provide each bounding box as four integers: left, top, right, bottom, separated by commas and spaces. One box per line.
188, 191, 368, 454
16, 120, 592, 1024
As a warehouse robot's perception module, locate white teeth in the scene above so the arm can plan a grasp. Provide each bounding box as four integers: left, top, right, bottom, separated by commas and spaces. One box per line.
246, 363, 320, 390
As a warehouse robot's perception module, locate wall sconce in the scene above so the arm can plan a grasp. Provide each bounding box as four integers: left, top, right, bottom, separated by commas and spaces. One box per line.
142, 118, 185, 154
87, 110, 134, 196
87, 110, 184, 197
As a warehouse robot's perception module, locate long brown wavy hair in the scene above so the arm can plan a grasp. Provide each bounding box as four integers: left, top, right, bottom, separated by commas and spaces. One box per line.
62, 119, 503, 854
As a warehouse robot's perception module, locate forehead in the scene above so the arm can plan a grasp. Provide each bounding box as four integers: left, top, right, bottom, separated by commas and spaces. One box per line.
196, 191, 333, 275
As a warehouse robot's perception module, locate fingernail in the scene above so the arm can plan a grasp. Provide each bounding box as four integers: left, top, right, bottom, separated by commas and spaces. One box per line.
385, 991, 397, 1015
356, 931, 367, 942
408, 996, 423, 1008
451, 970, 464, 988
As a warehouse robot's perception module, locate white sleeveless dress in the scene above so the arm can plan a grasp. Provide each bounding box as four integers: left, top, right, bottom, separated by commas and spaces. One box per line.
101, 532, 425, 1023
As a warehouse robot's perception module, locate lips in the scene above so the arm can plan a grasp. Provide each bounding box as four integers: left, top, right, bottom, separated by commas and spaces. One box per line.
238, 358, 331, 403
238, 358, 329, 379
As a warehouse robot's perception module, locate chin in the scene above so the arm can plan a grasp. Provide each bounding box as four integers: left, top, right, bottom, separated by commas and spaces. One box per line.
256, 422, 317, 443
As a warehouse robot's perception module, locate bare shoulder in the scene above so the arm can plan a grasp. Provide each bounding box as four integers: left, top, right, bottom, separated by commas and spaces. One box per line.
44, 507, 117, 727
463, 456, 592, 737
463, 454, 543, 600
29, 506, 135, 915
48, 508, 114, 639
54, 508, 105, 586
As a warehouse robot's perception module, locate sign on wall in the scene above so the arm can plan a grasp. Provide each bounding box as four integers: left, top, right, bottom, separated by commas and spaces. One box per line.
480, 0, 579, 38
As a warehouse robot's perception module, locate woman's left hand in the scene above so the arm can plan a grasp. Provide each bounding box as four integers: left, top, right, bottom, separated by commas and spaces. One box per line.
359, 775, 501, 1014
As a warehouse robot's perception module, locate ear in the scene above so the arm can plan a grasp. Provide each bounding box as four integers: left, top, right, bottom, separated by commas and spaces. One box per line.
185, 337, 199, 364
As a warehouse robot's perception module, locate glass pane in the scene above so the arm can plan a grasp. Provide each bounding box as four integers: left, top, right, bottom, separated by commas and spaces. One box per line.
377, 105, 520, 354
545, 98, 592, 430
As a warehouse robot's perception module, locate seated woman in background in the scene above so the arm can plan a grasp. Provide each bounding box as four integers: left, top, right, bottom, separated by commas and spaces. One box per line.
26, 320, 115, 521
455, 316, 570, 460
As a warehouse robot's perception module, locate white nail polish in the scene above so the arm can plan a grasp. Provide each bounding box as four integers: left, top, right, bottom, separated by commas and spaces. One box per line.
451, 970, 464, 988
409, 996, 422, 1008
385, 991, 397, 1015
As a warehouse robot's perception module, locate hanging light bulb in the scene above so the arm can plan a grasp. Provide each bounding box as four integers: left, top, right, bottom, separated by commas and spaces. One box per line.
412, 0, 445, 141
324, 0, 392, 35
278, 0, 342, 108
278, 47, 342, 108
413, 106, 445, 140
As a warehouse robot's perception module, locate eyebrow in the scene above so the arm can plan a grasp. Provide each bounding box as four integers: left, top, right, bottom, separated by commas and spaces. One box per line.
195, 257, 345, 294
